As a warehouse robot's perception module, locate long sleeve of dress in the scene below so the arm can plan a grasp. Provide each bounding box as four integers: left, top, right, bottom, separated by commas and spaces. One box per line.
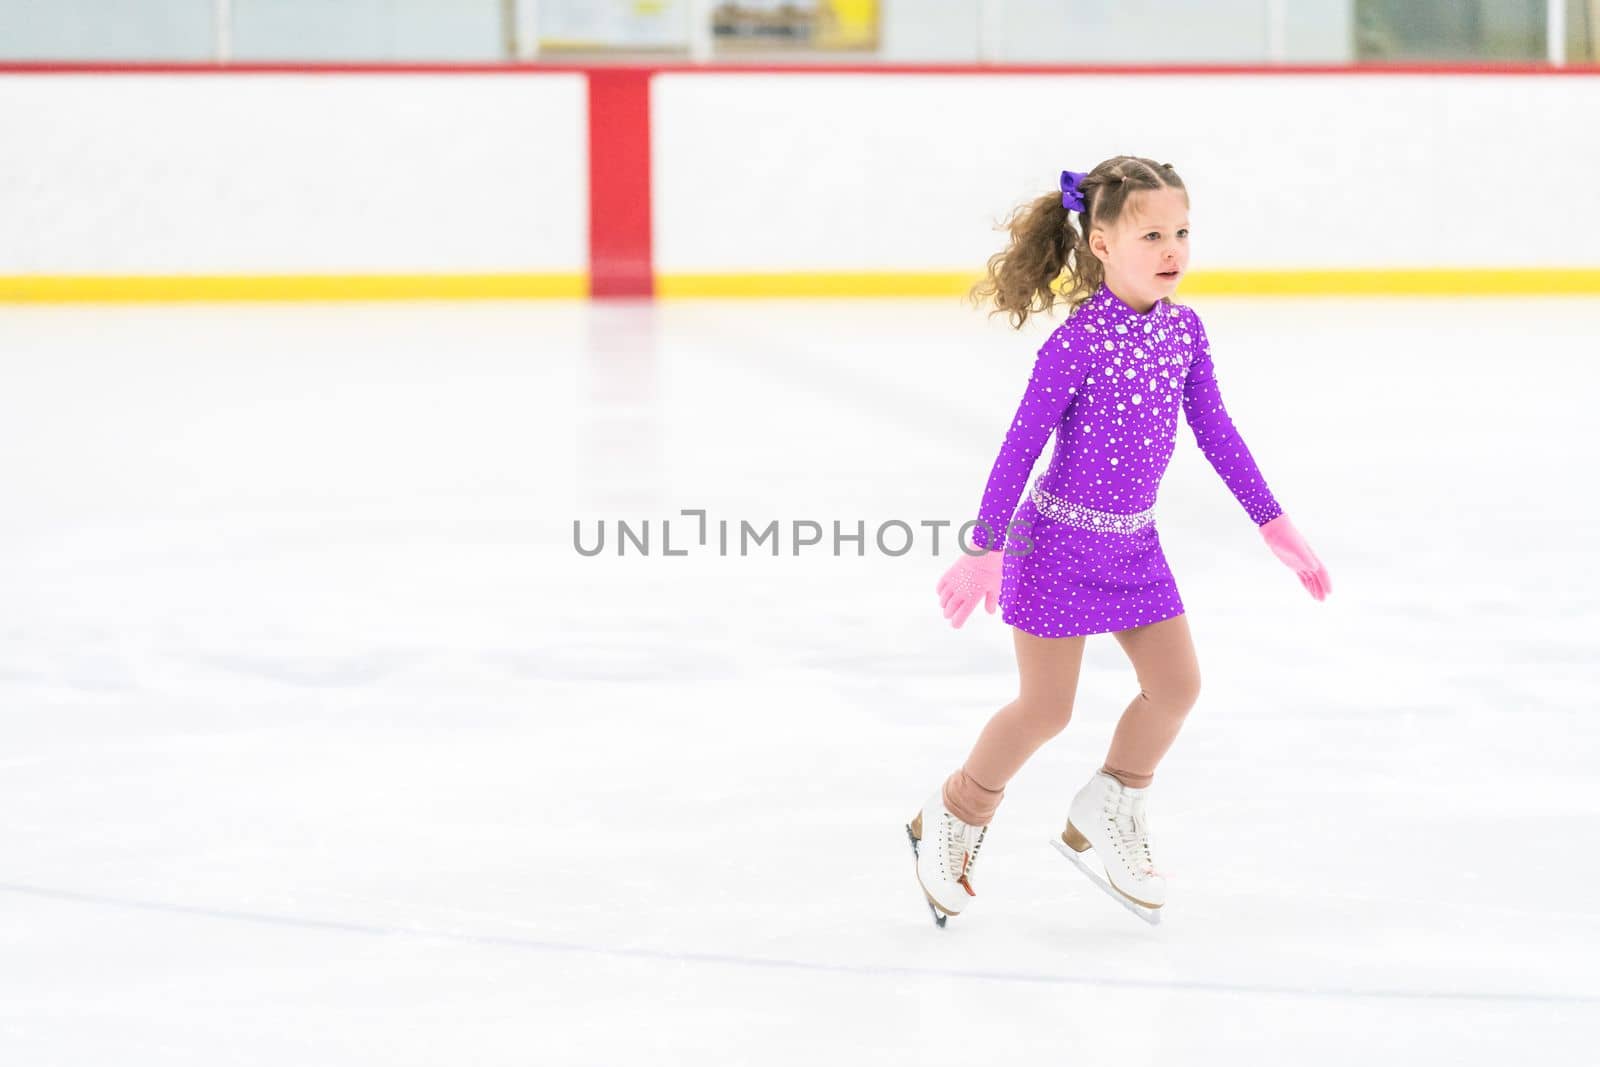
1180, 309, 1283, 526
971, 325, 1091, 550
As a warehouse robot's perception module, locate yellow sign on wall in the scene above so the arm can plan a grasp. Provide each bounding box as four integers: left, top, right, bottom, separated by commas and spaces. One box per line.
817, 0, 880, 50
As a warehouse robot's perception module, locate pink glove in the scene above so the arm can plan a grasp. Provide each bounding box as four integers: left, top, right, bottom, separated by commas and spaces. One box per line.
936, 549, 1004, 628
1260, 514, 1331, 601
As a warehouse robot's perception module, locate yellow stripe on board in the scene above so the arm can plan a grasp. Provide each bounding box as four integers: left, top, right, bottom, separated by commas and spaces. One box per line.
657, 272, 978, 298
657, 268, 1600, 299
0, 273, 587, 303
3, 269, 1600, 303
1176, 269, 1600, 297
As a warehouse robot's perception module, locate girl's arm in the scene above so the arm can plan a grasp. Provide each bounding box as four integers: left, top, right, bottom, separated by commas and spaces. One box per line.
1180, 309, 1284, 527
971, 326, 1090, 550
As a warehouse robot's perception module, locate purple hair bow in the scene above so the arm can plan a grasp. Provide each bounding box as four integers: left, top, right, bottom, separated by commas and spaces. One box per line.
1060, 169, 1088, 212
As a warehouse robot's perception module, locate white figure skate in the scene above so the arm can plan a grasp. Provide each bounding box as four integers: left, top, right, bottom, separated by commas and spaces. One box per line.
905, 787, 987, 927
1050, 770, 1166, 926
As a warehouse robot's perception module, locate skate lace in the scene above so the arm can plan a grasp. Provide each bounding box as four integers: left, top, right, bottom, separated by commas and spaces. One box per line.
944, 815, 987, 890
1105, 791, 1159, 879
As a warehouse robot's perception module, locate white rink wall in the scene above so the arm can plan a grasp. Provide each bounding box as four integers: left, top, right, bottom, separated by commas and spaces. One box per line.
1, 70, 1597, 276
0, 74, 588, 274
652, 72, 1600, 272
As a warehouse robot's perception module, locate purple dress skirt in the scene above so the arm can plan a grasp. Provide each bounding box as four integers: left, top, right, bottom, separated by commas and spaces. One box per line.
997, 492, 1184, 639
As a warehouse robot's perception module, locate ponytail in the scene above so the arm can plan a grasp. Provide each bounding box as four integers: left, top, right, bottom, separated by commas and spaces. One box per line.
967, 192, 1078, 330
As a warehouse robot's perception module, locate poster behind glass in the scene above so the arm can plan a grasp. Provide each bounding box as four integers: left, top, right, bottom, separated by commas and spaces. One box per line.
534, 1, 879, 54
714, 1, 880, 52
537, 0, 693, 53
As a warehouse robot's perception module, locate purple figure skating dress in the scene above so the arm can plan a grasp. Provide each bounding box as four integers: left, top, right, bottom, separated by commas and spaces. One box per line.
970, 281, 1283, 638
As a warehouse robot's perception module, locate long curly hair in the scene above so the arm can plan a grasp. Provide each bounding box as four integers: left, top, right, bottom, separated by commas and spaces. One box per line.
969, 155, 1188, 330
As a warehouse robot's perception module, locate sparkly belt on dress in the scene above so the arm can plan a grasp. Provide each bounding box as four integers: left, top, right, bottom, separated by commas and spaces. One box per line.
1029, 483, 1155, 534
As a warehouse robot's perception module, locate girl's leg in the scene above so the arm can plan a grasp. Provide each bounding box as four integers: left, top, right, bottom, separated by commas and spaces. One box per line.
942, 628, 1087, 826
1101, 614, 1202, 788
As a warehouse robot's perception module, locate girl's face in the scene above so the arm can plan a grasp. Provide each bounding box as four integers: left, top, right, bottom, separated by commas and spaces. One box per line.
1089, 187, 1190, 311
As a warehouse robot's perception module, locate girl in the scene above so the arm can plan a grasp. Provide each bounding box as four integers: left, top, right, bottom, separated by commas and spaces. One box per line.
907, 155, 1331, 927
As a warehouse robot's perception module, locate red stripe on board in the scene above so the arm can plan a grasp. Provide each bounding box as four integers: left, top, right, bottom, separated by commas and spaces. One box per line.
587, 70, 652, 298
0, 61, 1597, 77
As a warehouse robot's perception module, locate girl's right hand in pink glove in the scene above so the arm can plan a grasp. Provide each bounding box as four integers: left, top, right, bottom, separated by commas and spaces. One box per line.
1260, 513, 1331, 601
936, 549, 1004, 628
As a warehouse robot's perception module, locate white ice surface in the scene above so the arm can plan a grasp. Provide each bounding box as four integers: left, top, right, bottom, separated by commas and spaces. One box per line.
1, 296, 1596, 1064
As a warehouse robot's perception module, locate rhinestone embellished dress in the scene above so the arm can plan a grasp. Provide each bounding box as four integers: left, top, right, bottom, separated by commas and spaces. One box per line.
970, 281, 1282, 638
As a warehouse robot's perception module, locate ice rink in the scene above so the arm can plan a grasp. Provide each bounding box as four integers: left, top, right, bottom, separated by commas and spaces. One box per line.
1, 295, 1596, 1063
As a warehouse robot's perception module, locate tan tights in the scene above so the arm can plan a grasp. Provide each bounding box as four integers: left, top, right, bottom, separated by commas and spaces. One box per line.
941, 614, 1201, 828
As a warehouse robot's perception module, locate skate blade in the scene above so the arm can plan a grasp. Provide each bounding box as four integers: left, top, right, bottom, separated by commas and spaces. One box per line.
905, 820, 949, 928
1049, 836, 1162, 927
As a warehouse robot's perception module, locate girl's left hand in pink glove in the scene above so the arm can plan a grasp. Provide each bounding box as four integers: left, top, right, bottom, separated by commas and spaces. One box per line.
936, 549, 1004, 628
1260, 513, 1331, 601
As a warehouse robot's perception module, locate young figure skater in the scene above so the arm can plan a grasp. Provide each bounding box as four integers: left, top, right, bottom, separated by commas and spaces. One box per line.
907, 155, 1331, 927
